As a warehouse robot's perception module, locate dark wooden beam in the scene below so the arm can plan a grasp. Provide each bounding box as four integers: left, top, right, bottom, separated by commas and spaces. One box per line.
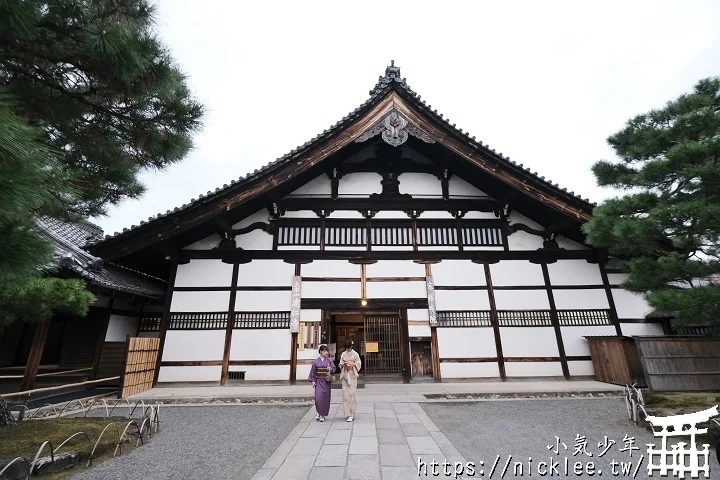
90, 298, 114, 380
541, 263, 570, 380
20, 321, 51, 392
599, 262, 622, 336
153, 263, 178, 386
277, 196, 500, 213
221, 263, 240, 385
484, 264, 506, 380
301, 298, 428, 310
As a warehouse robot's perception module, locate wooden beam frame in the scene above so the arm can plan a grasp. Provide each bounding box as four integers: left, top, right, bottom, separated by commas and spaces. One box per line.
153, 263, 178, 386
541, 263, 570, 379
221, 263, 240, 385
484, 264, 506, 380
599, 261, 623, 336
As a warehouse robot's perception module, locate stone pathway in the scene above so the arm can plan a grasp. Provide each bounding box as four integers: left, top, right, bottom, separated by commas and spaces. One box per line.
251, 402, 471, 480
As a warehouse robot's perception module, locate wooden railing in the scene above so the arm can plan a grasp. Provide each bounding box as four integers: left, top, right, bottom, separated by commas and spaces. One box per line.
437, 309, 612, 327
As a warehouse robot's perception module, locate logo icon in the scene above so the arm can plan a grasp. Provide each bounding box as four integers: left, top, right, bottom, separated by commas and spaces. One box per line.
645, 405, 718, 478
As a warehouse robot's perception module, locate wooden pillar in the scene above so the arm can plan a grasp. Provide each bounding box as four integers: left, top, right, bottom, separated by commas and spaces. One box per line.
90, 297, 114, 380
221, 263, 240, 385
20, 320, 51, 392
153, 262, 178, 387
599, 262, 622, 336
425, 263, 442, 382
289, 263, 301, 385
117, 334, 131, 399
541, 263, 570, 380
483, 263, 506, 380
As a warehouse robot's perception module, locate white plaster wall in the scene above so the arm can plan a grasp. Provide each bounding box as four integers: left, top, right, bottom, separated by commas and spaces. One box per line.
302, 261, 359, 278
490, 261, 544, 286
449, 177, 487, 197
407, 309, 430, 321
235, 291, 291, 311
163, 331, 225, 361
105, 316, 138, 341
232, 210, 270, 230
230, 329, 289, 360
568, 361, 595, 376
300, 309, 322, 322
171, 291, 230, 312
338, 172, 382, 195
183, 234, 222, 250
548, 260, 602, 286
608, 273, 628, 285
435, 290, 490, 310
440, 363, 500, 378
500, 328, 559, 357
553, 289, 609, 310
298, 349, 318, 360
505, 362, 564, 377
612, 289, 651, 318
228, 365, 289, 381
296, 364, 312, 381
508, 212, 543, 230
409, 325, 431, 337
463, 211, 500, 220
367, 261, 425, 278
366, 281, 426, 299
302, 282, 360, 298
327, 211, 366, 219
372, 211, 413, 219
237, 260, 294, 286
175, 260, 234, 288
398, 173, 442, 196
281, 210, 320, 219
556, 235, 588, 251
506, 231, 545, 250
418, 211, 456, 219
289, 175, 331, 196
561, 326, 617, 356
236, 230, 273, 250
494, 290, 550, 310
432, 260, 485, 286
158, 366, 220, 383
437, 328, 497, 358
620, 322, 664, 336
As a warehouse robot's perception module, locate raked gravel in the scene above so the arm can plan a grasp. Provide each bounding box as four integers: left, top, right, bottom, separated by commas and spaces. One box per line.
69, 405, 308, 480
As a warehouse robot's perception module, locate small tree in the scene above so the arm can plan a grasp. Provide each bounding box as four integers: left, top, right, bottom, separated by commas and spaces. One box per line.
583, 77, 720, 331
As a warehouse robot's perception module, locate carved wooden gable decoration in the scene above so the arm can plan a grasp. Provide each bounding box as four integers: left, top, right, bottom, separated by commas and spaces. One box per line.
89, 61, 598, 269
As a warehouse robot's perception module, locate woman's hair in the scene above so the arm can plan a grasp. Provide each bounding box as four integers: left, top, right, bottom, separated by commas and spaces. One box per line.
318, 344, 329, 354
344, 338, 353, 349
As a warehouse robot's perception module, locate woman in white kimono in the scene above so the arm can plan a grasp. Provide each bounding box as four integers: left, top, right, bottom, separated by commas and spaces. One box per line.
339, 338, 361, 422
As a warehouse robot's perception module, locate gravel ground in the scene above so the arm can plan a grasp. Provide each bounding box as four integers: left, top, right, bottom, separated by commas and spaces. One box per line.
70, 405, 308, 480
422, 398, 720, 479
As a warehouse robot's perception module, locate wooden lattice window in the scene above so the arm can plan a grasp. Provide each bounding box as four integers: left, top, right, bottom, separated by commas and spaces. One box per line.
497, 310, 553, 327
298, 322, 321, 349
371, 225, 413, 246
234, 312, 290, 329
436, 311, 492, 327
557, 309, 611, 326
325, 225, 367, 246
168, 313, 228, 330
277, 225, 322, 246
138, 316, 162, 332
461, 226, 504, 246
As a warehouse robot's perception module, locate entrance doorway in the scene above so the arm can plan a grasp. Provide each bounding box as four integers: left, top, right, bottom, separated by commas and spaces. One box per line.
322, 310, 410, 383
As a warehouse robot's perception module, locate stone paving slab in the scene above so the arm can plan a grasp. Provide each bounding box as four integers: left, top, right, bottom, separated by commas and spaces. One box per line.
254, 401, 472, 480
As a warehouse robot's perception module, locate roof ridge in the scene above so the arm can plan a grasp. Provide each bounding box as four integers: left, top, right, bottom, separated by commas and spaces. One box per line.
92, 61, 596, 246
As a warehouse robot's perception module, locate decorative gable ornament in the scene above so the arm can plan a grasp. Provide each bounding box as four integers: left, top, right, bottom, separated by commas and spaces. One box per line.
355, 110, 435, 147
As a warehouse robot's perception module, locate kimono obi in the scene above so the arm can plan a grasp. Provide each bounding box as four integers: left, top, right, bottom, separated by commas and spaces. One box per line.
316, 367, 329, 377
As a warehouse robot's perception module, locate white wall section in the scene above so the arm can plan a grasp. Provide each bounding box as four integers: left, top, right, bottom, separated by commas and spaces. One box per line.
105, 316, 138, 341
175, 260, 234, 288
547, 260, 602, 285
237, 260, 294, 286
500, 328, 558, 357
171, 291, 230, 312
489, 261, 544, 286
162, 331, 225, 361
230, 329, 289, 360
235, 290, 291, 311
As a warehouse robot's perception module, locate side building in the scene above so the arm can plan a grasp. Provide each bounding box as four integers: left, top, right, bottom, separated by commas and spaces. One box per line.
88, 63, 663, 385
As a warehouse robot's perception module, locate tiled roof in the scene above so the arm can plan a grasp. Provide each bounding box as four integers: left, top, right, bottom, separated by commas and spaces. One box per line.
91, 62, 597, 245
37, 217, 166, 297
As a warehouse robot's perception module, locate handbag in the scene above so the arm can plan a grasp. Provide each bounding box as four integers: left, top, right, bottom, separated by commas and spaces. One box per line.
325, 372, 336, 383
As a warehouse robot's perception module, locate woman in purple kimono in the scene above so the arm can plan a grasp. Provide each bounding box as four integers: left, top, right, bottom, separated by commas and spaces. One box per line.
308, 344, 336, 422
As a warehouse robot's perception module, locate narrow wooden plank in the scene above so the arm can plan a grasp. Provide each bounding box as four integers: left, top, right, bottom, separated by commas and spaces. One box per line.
541, 263, 570, 380
484, 263, 506, 380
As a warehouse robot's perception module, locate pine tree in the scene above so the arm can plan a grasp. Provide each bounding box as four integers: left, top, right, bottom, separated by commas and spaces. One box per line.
0, 0, 204, 217
583, 78, 720, 331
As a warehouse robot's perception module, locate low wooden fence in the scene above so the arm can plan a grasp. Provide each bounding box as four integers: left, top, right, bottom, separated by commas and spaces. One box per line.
586, 336, 646, 386
635, 336, 720, 391
119, 337, 160, 398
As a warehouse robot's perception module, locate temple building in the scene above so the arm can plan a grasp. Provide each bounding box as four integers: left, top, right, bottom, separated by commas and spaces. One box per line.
86, 63, 664, 386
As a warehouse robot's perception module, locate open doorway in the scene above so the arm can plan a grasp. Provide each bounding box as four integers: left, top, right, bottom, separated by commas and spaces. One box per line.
322, 310, 410, 383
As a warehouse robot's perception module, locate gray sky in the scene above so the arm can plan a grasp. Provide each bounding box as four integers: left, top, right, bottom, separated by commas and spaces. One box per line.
93, 0, 720, 236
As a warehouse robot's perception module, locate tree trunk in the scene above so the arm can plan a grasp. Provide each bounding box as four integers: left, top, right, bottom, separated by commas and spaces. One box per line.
0, 396, 16, 427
